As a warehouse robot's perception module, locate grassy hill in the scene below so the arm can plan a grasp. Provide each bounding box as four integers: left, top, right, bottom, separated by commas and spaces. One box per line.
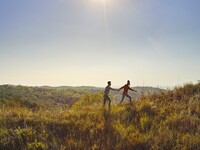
0, 85, 91, 109
0, 83, 199, 149
0, 85, 165, 108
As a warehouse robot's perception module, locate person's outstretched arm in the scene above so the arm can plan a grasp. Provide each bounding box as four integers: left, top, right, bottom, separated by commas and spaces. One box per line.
110, 87, 118, 91
129, 87, 137, 92
118, 86, 125, 91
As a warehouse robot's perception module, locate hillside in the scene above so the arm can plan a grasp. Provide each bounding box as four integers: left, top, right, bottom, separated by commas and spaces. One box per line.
0, 85, 165, 108
0, 85, 88, 108
0, 83, 199, 149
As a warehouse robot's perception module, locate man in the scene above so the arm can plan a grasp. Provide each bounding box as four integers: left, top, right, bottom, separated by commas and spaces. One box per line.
103, 81, 118, 108
118, 80, 137, 105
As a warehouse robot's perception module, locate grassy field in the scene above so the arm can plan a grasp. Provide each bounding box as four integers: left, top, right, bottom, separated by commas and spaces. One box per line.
0, 83, 200, 150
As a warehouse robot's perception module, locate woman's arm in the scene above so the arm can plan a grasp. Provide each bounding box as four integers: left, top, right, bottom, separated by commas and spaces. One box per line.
129, 87, 137, 92
118, 85, 125, 91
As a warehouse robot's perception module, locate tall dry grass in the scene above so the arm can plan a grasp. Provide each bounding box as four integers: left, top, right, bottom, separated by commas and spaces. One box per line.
0, 83, 199, 150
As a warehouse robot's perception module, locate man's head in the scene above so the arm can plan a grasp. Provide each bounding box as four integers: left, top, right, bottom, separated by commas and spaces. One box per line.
107, 81, 111, 86
127, 80, 130, 85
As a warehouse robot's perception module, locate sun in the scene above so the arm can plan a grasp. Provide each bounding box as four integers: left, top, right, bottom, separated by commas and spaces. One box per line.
91, 0, 106, 5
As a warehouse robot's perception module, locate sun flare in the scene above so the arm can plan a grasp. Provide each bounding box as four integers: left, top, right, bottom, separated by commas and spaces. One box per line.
91, 0, 106, 5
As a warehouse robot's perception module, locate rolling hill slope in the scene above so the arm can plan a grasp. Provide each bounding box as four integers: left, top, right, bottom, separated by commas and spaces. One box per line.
0, 85, 165, 108
0, 83, 199, 149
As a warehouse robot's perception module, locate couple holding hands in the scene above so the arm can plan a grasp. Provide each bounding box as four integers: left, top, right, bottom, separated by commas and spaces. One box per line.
103, 80, 137, 108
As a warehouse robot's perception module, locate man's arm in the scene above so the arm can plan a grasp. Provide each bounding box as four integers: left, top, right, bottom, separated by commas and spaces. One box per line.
110, 87, 118, 91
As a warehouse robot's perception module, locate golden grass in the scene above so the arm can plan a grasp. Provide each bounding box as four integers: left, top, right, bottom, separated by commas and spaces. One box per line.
0, 83, 200, 150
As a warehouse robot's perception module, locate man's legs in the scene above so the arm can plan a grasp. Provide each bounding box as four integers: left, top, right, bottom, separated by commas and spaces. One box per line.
103, 95, 107, 107
103, 95, 111, 108
107, 96, 111, 109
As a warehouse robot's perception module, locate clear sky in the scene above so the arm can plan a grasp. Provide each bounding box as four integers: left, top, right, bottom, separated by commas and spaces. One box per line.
0, 0, 200, 88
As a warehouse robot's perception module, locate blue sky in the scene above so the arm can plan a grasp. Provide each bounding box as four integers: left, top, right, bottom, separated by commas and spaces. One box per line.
0, 0, 200, 87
